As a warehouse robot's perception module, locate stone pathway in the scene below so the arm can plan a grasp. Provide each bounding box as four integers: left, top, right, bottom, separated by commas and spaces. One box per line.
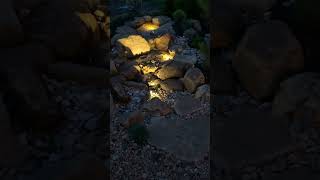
110, 14, 210, 178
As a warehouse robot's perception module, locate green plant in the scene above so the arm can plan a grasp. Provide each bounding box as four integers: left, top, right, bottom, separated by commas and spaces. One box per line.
128, 123, 149, 145
172, 9, 187, 22
196, 0, 209, 18
190, 35, 203, 49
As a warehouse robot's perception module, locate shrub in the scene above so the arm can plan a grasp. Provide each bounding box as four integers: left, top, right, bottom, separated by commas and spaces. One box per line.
190, 35, 203, 49
172, 9, 187, 22
128, 123, 149, 145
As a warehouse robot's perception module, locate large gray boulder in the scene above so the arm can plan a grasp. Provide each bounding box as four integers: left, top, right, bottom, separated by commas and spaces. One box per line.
233, 21, 304, 100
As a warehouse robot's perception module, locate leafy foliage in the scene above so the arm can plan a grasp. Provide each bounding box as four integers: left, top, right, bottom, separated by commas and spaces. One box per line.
128, 123, 149, 145
190, 35, 203, 49
172, 9, 187, 22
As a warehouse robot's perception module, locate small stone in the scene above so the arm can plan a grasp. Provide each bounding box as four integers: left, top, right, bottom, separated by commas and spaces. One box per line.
195, 84, 210, 100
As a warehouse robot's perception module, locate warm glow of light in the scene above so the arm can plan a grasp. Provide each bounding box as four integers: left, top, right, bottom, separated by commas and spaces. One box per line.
160, 50, 176, 61
149, 90, 162, 100
142, 65, 158, 74
137, 23, 159, 32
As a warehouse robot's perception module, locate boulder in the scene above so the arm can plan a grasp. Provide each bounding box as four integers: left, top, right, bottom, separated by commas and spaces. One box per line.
117, 35, 151, 57
159, 79, 184, 92
155, 61, 193, 80
182, 68, 205, 93
118, 61, 140, 80
147, 78, 162, 87
154, 33, 171, 51
195, 84, 210, 101
272, 73, 320, 129
0, 0, 24, 47
110, 75, 130, 103
143, 16, 152, 22
22, 1, 92, 58
233, 21, 304, 100
174, 54, 198, 65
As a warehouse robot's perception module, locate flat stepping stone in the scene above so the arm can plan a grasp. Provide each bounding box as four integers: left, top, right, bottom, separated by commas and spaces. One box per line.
174, 95, 202, 115
212, 105, 293, 168
148, 115, 209, 161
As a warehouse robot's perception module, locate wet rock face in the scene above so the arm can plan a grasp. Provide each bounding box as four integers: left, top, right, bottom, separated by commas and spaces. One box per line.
233, 20, 304, 100
117, 35, 151, 57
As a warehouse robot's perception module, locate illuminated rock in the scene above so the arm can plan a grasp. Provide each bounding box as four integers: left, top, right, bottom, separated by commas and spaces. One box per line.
159, 50, 175, 62
142, 65, 158, 74
117, 35, 151, 57
182, 68, 205, 93
154, 33, 171, 51
155, 61, 193, 80
137, 22, 159, 32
